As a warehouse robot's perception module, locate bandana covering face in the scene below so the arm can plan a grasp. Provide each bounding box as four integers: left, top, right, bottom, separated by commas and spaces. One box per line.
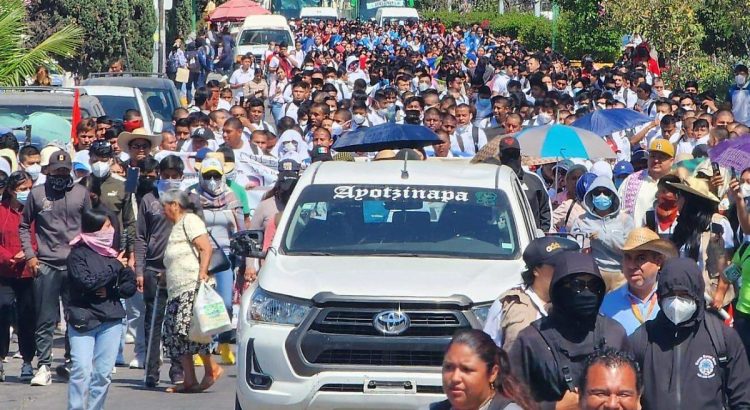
70, 225, 118, 257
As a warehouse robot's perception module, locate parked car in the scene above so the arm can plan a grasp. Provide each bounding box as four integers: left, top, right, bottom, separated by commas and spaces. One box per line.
81, 72, 181, 123
77, 85, 163, 134
0, 87, 106, 147
233, 159, 538, 410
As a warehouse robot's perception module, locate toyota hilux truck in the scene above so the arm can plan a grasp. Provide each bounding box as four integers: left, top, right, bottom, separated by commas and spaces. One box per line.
234, 159, 539, 410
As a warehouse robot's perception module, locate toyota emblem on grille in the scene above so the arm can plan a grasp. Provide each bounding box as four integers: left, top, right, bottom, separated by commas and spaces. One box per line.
373, 311, 411, 335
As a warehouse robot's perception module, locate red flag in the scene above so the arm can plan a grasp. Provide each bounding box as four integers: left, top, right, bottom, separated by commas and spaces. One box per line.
70, 88, 81, 147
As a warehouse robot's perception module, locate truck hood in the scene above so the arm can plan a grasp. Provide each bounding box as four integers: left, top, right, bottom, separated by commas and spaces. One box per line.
235, 45, 267, 58
258, 254, 524, 304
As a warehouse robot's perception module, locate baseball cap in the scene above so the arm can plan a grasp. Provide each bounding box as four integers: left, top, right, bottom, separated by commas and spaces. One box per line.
613, 160, 634, 177
48, 150, 72, 173
40, 145, 62, 167
631, 149, 648, 164
523, 236, 580, 269
498, 136, 520, 151
649, 138, 674, 158
200, 158, 224, 175
553, 159, 575, 172
191, 127, 215, 140
310, 146, 333, 163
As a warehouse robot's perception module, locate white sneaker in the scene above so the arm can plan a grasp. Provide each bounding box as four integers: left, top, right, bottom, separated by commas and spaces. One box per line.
111, 367, 117, 374
124, 334, 135, 344
30, 365, 51, 386
129, 358, 143, 369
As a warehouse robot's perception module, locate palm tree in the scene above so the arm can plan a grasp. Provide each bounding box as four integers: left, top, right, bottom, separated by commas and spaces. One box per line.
0, 0, 83, 86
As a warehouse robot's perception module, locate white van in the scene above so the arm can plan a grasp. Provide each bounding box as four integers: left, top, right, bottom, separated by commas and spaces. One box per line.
376, 7, 420, 26
299, 7, 339, 22
235, 15, 295, 62
234, 159, 538, 409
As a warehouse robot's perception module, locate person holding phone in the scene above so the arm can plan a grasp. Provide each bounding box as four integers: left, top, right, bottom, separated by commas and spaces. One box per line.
243, 68, 268, 102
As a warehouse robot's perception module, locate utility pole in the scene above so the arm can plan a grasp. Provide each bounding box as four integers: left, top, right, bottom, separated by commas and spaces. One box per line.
158, 0, 165, 73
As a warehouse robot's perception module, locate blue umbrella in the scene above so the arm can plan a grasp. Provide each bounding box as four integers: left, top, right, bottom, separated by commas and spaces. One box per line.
514, 124, 616, 160
571, 108, 651, 136
332, 123, 440, 152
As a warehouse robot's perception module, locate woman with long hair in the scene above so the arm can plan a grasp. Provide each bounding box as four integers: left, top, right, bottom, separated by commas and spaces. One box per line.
32, 66, 51, 86
432, 329, 538, 410
0, 171, 36, 382
670, 176, 735, 309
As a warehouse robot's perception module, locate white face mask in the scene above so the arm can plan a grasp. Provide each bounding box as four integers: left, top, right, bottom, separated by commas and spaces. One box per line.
353, 114, 366, 125
298, 120, 308, 128
24, 164, 42, 181
331, 122, 343, 137
741, 183, 750, 198
662, 296, 697, 325
418, 82, 429, 92
737, 74, 747, 86
91, 161, 111, 178
283, 141, 296, 152
537, 113, 552, 124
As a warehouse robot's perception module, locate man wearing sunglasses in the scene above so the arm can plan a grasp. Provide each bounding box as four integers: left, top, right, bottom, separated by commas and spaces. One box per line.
510, 251, 627, 409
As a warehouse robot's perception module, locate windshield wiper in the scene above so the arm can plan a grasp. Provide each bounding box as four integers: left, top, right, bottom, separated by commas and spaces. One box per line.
293, 251, 334, 256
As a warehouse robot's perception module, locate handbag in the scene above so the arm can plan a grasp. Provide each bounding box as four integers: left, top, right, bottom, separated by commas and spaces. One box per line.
183, 221, 232, 274
65, 306, 102, 332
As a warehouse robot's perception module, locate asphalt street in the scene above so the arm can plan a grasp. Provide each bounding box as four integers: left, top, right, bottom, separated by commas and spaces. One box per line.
1, 330, 238, 410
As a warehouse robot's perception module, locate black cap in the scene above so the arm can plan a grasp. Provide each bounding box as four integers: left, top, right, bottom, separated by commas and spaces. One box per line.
89, 140, 114, 158
692, 144, 709, 159
498, 136, 520, 152
191, 127, 214, 140
631, 149, 648, 163
310, 146, 333, 163
523, 236, 580, 268
48, 150, 72, 173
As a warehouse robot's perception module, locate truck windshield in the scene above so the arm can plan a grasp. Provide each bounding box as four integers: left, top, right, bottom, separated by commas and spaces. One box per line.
283, 184, 519, 259
238, 30, 291, 46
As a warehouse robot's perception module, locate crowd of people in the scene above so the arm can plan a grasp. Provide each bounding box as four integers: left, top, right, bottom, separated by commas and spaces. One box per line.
1, 14, 750, 410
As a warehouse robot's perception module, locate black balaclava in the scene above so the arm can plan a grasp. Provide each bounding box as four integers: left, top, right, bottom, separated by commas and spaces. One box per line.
549, 251, 606, 330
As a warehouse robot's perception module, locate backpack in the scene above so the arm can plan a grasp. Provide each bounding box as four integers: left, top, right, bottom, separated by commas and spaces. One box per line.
167, 51, 179, 73
186, 50, 201, 73
456, 126, 481, 153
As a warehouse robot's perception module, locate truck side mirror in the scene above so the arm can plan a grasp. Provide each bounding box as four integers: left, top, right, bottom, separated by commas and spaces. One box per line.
230, 230, 266, 258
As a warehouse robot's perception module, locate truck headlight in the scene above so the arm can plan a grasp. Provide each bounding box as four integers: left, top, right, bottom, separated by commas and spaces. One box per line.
247, 287, 311, 326
471, 303, 493, 327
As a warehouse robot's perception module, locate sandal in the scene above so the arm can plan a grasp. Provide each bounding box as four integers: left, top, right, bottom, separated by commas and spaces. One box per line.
199, 366, 224, 391
166, 384, 202, 393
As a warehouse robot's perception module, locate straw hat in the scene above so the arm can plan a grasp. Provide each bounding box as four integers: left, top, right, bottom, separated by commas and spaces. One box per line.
117, 128, 162, 151
374, 149, 397, 161
622, 227, 678, 258
667, 176, 720, 203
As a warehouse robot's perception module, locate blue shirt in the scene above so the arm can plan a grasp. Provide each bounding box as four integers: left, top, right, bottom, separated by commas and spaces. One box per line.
600, 284, 659, 335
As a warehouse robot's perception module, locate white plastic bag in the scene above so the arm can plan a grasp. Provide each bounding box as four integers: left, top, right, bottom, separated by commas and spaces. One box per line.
192, 282, 232, 337
188, 314, 213, 344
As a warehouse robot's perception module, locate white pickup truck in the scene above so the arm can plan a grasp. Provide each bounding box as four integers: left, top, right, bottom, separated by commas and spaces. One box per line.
235, 159, 538, 409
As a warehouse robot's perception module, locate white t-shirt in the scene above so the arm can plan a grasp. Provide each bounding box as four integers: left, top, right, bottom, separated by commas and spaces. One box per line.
229, 67, 255, 98
451, 124, 487, 155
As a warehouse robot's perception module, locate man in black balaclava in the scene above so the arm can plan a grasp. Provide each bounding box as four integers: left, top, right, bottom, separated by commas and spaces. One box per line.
510, 251, 628, 409
491, 136, 551, 231
629, 257, 750, 409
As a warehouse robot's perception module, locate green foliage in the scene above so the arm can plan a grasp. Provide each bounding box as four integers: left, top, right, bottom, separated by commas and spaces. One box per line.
168, 0, 195, 46
420, 10, 619, 60
25, 0, 155, 76
555, 0, 620, 62
697, 0, 750, 57
0, 0, 83, 86
663, 53, 733, 101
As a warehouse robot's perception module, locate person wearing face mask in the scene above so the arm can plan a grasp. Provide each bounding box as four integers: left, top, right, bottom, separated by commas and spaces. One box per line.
189, 155, 245, 365
573, 176, 634, 292
490, 137, 551, 232
629, 257, 750, 410
20, 150, 91, 386
483, 237, 580, 351
0, 171, 36, 383
642, 175, 681, 240
729, 64, 750, 126
215, 147, 251, 227
65, 208, 136, 408
509, 251, 628, 409
18, 145, 42, 186
452, 104, 487, 155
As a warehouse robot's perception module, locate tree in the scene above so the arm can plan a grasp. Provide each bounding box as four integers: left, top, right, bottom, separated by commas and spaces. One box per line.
25, 0, 156, 76
0, 0, 83, 86
697, 0, 750, 57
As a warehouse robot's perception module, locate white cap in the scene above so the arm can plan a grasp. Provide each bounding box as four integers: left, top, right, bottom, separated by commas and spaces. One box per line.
591, 160, 613, 180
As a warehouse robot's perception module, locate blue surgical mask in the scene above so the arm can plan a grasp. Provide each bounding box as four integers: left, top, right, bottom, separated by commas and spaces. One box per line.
15, 190, 29, 205
592, 193, 612, 211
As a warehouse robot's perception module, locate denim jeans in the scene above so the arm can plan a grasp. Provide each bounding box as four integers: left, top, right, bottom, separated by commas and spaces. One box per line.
213, 252, 235, 343
270, 101, 284, 124
68, 320, 122, 410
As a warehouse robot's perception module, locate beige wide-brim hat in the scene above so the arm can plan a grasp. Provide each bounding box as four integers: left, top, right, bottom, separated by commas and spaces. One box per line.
622, 227, 678, 258
374, 149, 397, 161
667, 176, 720, 203
117, 128, 162, 152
